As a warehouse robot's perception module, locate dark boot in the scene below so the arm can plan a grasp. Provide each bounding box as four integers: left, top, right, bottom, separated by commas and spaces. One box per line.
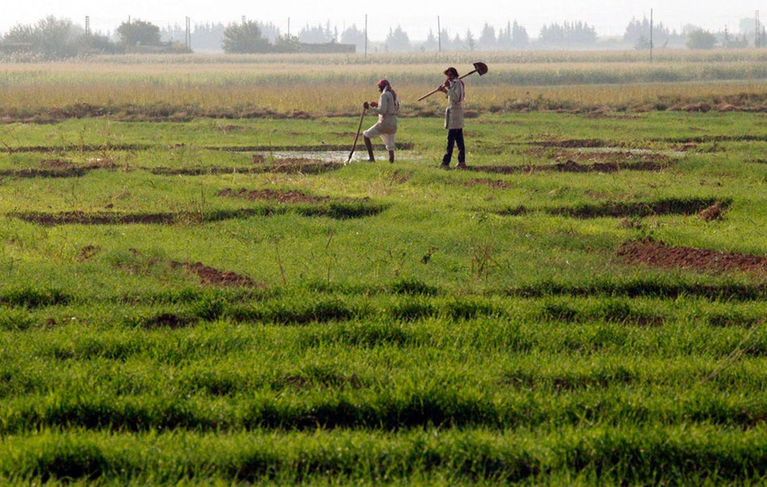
364, 137, 375, 162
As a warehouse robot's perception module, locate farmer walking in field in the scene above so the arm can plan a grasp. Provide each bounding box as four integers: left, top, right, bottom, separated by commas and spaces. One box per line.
439, 67, 467, 169
363, 79, 399, 163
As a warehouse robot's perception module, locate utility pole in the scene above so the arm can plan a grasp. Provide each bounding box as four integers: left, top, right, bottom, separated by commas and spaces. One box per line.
364, 14, 368, 58
649, 8, 653, 62
85, 16, 90, 37
287, 17, 290, 37
437, 16, 442, 53
185, 16, 191, 50
756, 10, 761, 48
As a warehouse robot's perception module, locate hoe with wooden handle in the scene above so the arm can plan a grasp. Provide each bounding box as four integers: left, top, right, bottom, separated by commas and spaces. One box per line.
417, 62, 489, 101
346, 106, 367, 164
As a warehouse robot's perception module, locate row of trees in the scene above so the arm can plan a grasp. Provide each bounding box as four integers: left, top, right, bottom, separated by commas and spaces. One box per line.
0, 16, 190, 58
176, 17, 767, 52
2, 15, 765, 58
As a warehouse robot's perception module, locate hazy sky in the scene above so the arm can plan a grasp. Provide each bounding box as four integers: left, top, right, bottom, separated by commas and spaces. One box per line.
1, 0, 763, 40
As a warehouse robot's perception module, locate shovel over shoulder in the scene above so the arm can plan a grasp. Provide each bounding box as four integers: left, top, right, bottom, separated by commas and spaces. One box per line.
417, 62, 489, 102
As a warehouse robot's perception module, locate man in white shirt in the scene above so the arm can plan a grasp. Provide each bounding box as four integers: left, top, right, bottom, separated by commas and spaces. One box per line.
438, 67, 466, 169
363, 79, 400, 163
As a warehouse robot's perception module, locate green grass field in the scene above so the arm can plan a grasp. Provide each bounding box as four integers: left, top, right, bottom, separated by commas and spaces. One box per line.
2, 54, 767, 484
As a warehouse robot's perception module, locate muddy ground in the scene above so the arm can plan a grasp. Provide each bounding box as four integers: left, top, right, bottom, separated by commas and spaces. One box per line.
217, 188, 331, 204
618, 239, 767, 275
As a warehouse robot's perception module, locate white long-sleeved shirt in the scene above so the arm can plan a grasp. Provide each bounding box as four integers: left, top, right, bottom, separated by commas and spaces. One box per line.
371, 89, 398, 132
444, 79, 465, 130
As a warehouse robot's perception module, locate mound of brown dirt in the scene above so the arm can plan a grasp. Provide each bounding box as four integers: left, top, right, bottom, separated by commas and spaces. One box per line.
217, 188, 330, 204
617, 240, 767, 275
698, 201, 727, 221
172, 261, 255, 287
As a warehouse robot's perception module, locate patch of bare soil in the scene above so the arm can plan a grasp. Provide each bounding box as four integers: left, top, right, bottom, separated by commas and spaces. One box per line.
123, 247, 259, 288
217, 188, 330, 204
11, 211, 177, 225
389, 170, 412, 184
0, 158, 122, 179
0, 167, 87, 178
551, 198, 728, 219
468, 159, 668, 175
75, 245, 100, 262
618, 239, 767, 275
698, 201, 727, 221
11, 201, 383, 226
464, 178, 513, 189
171, 261, 255, 287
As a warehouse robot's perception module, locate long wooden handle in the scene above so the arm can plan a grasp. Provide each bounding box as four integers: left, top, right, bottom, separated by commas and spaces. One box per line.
417, 69, 479, 101
417, 87, 442, 101
346, 108, 367, 163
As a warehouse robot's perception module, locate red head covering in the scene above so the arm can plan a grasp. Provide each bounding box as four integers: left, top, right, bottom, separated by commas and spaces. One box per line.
376, 79, 398, 106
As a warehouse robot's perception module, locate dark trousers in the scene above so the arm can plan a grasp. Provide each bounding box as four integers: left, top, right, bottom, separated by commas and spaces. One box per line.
442, 129, 465, 164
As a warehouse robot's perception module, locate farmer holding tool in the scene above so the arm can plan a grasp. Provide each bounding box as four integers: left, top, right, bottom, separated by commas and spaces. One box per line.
362, 79, 399, 163
439, 67, 467, 169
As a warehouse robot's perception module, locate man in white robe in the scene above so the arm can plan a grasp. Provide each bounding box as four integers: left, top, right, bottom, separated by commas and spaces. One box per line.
363, 79, 399, 163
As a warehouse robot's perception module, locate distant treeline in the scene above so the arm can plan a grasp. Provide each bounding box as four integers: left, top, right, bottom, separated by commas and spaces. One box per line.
0, 15, 764, 60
